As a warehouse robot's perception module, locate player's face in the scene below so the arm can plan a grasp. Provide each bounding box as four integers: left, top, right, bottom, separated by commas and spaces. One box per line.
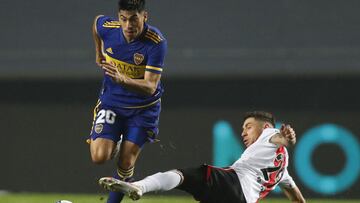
118, 10, 147, 42
241, 117, 264, 147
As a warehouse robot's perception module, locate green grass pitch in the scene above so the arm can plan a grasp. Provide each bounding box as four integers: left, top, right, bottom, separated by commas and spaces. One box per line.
0, 193, 359, 203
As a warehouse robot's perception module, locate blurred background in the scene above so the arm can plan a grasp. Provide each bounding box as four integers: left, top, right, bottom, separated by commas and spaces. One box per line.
0, 0, 359, 200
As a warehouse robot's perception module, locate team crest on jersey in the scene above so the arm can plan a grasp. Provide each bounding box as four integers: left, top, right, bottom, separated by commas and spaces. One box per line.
95, 124, 103, 134
133, 53, 144, 65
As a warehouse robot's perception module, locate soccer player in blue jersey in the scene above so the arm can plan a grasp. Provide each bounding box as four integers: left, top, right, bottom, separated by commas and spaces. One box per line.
88, 0, 167, 202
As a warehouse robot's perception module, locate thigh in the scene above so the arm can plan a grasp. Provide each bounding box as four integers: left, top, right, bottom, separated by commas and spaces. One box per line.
128, 102, 161, 130
90, 103, 123, 143
90, 137, 116, 161
177, 165, 246, 203
123, 126, 158, 148
206, 166, 246, 203
123, 102, 161, 147
176, 165, 210, 202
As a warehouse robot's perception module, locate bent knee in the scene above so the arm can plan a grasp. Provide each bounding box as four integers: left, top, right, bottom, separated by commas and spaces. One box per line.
90, 138, 115, 164
91, 152, 110, 164
90, 145, 113, 164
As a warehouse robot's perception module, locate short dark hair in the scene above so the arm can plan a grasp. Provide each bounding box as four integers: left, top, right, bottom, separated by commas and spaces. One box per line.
118, 0, 145, 12
243, 111, 276, 127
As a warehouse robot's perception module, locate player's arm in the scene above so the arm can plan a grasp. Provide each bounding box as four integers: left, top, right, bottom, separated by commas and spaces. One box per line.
102, 63, 161, 96
102, 38, 166, 96
280, 185, 306, 203
269, 124, 296, 147
92, 15, 106, 67
278, 169, 306, 203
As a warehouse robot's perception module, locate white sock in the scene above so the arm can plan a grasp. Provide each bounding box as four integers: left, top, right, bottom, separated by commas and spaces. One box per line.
133, 171, 182, 194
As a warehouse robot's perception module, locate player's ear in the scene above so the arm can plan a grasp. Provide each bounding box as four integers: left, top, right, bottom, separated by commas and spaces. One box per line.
143, 11, 148, 22
263, 122, 271, 129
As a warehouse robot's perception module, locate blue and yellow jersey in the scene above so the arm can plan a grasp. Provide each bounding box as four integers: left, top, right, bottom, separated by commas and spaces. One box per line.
95, 15, 167, 108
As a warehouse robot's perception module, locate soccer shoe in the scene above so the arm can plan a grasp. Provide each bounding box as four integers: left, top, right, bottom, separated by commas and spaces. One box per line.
99, 177, 143, 200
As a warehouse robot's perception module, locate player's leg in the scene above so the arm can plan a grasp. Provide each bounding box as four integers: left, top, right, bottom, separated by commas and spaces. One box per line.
99, 170, 183, 200
88, 101, 124, 202
90, 138, 116, 164
106, 130, 147, 203
88, 102, 121, 164
106, 141, 142, 203
99, 177, 143, 200
101, 140, 143, 202
117, 140, 141, 178
176, 165, 212, 202
199, 166, 246, 203
133, 170, 183, 193
104, 103, 161, 202
100, 166, 210, 201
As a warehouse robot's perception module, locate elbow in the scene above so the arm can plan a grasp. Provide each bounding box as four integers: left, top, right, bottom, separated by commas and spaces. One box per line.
144, 82, 157, 96
143, 86, 157, 96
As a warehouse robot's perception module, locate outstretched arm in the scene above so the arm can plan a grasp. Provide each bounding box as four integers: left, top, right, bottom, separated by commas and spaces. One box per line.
270, 124, 296, 147
280, 185, 306, 203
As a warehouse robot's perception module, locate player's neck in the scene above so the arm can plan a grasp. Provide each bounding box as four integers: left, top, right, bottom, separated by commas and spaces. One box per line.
123, 28, 145, 43
124, 36, 136, 43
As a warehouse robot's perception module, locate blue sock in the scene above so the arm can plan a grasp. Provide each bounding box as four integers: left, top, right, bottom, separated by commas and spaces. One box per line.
107, 172, 124, 203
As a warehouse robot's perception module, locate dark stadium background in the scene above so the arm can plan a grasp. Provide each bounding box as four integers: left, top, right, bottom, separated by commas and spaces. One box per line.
0, 0, 359, 199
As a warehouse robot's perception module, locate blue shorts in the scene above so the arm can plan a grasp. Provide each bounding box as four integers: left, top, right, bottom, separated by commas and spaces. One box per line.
90, 100, 161, 148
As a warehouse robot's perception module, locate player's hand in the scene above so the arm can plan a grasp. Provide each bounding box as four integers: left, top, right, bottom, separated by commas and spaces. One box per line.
101, 62, 127, 84
280, 124, 296, 145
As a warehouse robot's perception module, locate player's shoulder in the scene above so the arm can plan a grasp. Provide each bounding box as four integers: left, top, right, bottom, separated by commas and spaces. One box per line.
95, 15, 121, 29
143, 24, 166, 45
262, 128, 279, 135
95, 15, 121, 38
258, 128, 280, 142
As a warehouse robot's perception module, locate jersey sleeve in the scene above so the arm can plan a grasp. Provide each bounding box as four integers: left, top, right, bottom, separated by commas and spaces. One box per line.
145, 40, 167, 74
278, 169, 297, 189
258, 128, 280, 146
95, 15, 116, 40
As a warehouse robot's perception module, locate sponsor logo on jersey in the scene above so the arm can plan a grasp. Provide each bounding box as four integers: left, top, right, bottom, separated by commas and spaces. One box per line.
105, 55, 145, 78
134, 53, 144, 65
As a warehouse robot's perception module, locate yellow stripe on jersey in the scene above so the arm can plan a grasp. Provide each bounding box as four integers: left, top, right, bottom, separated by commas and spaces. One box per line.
146, 32, 162, 42
105, 55, 146, 79
92, 100, 101, 121
88, 99, 102, 144
147, 29, 163, 41
145, 29, 163, 43
103, 21, 122, 28
146, 65, 163, 72
145, 33, 161, 44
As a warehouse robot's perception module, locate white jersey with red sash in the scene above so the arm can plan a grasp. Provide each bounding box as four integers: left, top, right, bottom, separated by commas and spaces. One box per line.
231, 128, 296, 203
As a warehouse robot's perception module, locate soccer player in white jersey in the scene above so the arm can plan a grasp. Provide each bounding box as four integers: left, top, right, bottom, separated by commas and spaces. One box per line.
99, 111, 306, 203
